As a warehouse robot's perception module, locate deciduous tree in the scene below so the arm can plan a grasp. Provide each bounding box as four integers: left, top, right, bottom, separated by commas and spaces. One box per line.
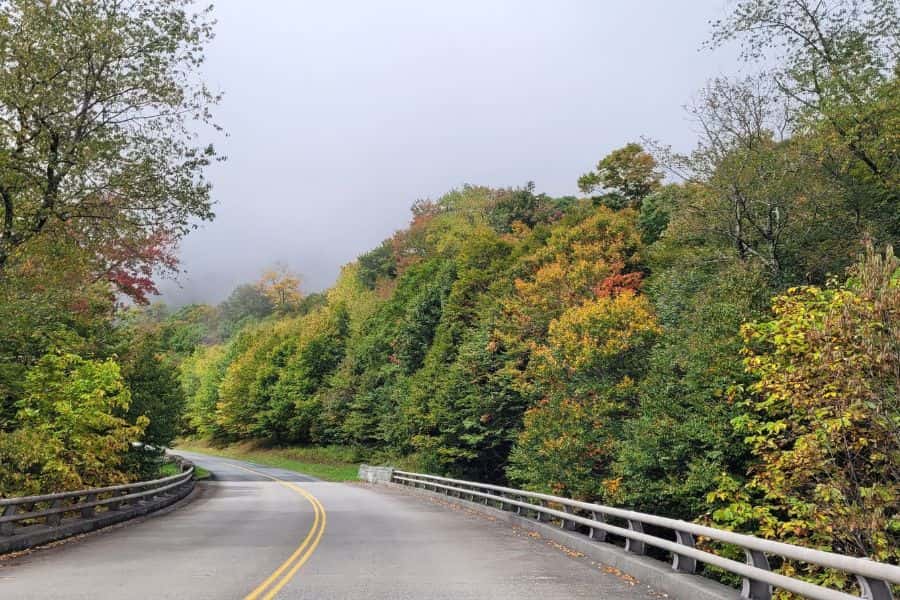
0, 0, 220, 291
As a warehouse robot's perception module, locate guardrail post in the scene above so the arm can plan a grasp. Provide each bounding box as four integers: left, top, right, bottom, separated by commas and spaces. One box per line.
80, 494, 97, 518
46, 499, 64, 526
625, 519, 646, 555
0, 504, 17, 535
108, 489, 127, 510
856, 574, 893, 600
589, 511, 607, 542
535, 499, 545, 521
560, 505, 578, 531
672, 530, 697, 573
741, 549, 772, 600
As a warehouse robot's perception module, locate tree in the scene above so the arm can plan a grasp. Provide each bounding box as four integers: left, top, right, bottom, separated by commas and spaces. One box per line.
636, 184, 686, 244
710, 0, 899, 221
0, 0, 220, 290
357, 240, 397, 290
0, 236, 117, 428
507, 289, 659, 500
179, 343, 228, 439
257, 266, 303, 313
0, 352, 146, 495
652, 76, 859, 284
121, 332, 185, 448
710, 245, 900, 592
219, 284, 274, 331
612, 257, 768, 518
578, 143, 663, 209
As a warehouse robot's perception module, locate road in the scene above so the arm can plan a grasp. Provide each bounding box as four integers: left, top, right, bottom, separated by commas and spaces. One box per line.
0, 451, 665, 599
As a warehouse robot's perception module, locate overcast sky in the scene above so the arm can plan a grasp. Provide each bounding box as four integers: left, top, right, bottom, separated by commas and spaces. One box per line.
159, 0, 740, 306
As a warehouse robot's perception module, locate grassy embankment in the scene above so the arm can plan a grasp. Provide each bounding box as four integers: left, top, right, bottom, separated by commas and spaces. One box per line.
172, 439, 361, 482
159, 461, 211, 480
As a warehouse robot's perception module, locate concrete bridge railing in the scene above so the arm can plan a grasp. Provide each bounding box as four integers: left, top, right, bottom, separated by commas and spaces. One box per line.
0, 457, 195, 554
379, 468, 900, 600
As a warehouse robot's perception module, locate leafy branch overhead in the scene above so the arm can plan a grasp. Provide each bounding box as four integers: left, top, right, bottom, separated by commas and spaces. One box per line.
0, 0, 221, 298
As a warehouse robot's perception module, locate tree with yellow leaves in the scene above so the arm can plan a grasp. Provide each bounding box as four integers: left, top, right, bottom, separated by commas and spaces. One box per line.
257, 265, 303, 313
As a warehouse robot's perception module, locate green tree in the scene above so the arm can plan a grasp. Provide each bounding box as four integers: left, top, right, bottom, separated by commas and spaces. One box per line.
0, 237, 116, 428
578, 143, 663, 209
0, 352, 145, 495
0, 0, 219, 273
636, 184, 686, 244
507, 289, 659, 500
612, 258, 768, 518
219, 284, 274, 332
710, 0, 899, 238
654, 76, 862, 284
121, 332, 185, 448
357, 241, 397, 289
180, 343, 228, 439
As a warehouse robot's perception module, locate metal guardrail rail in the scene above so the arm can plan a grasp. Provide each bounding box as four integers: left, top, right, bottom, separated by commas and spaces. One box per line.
0, 458, 195, 553
392, 470, 900, 600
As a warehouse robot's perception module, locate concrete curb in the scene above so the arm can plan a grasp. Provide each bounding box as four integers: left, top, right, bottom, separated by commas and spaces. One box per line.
386, 482, 740, 600
0, 478, 195, 555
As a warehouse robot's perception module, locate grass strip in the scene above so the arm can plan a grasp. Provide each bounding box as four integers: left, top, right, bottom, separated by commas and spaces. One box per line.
173, 440, 359, 482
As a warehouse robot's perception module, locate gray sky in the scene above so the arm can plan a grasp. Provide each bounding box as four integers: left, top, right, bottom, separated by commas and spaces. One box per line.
159, 0, 739, 306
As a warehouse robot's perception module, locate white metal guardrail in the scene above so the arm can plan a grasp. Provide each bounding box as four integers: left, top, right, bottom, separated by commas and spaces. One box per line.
392, 470, 900, 600
0, 458, 195, 553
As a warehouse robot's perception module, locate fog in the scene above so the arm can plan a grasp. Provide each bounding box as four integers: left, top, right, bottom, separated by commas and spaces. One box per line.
158, 0, 739, 306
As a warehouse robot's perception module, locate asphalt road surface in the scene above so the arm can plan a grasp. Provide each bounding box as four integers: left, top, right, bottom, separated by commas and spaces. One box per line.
0, 451, 665, 599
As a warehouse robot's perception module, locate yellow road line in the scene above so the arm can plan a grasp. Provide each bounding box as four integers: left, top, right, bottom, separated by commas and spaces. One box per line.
230, 463, 326, 600
261, 493, 326, 600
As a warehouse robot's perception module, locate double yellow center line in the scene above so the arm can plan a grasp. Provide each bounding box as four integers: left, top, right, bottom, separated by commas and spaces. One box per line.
233, 464, 327, 600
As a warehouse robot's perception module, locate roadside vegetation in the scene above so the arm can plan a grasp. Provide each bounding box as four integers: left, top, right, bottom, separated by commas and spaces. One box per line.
174, 440, 359, 482
0, 0, 219, 495
0, 0, 896, 596
158, 461, 210, 481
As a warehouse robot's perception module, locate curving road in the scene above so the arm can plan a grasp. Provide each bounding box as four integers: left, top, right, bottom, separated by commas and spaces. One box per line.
0, 451, 665, 599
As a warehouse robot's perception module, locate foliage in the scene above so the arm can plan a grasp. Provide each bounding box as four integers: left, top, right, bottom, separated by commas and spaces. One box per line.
180, 343, 229, 439
636, 184, 682, 244
0, 0, 220, 296
357, 240, 397, 289
710, 246, 900, 592
0, 353, 146, 495
219, 284, 274, 334
0, 237, 116, 428
507, 289, 660, 500
578, 143, 663, 209
710, 0, 899, 199
257, 265, 304, 313
120, 329, 186, 477
612, 256, 768, 518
